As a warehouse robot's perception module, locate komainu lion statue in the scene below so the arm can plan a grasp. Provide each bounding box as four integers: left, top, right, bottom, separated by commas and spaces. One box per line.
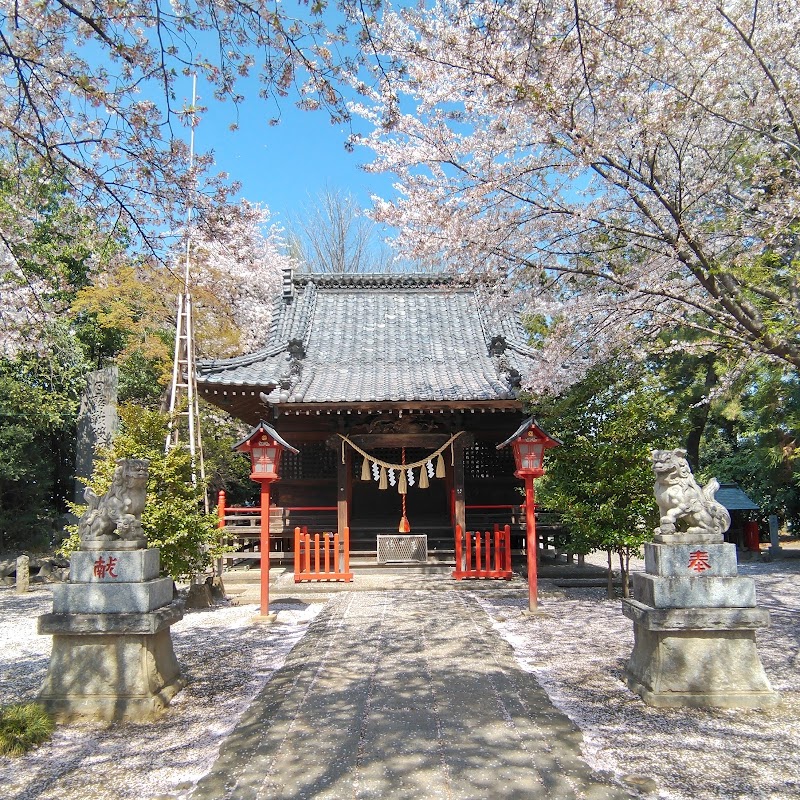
78, 458, 149, 546
652, 449, 730, 536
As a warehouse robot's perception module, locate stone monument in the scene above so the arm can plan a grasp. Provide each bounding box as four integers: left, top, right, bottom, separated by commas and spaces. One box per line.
74, 366, 119, 504
38, 459, 185, 721
622, 449, 779, 708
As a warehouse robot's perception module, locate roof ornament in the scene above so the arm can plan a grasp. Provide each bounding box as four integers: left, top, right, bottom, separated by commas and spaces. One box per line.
489, 335, 507, 356
489, 334, 522, 390
506, 366, 522, 388
282, 265, 294, 303
286, 337, 305, 386
259, 388, 284, 406
287, 338, 306, 359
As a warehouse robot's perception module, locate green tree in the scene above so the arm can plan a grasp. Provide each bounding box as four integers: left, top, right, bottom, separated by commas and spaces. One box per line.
698, 365, 800, 530
0, 323, 89, 550
64, 405, 221, 581
201, 407, 254, 508
0, 167, 140, 550
646, 333, 800, 529
70, 261, 175, 404
532, 361, 678, 597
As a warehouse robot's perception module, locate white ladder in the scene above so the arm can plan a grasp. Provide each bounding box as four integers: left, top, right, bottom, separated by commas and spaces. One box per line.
165, 290, 208, 511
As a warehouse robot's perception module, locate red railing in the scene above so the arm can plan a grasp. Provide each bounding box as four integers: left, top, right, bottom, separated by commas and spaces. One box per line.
217, 490, 262, 522
294, 526, 353, 583
465, 504, 522, 510
217, 491, 338, 554
217, 491, 337, 530
452, 524, 512, 580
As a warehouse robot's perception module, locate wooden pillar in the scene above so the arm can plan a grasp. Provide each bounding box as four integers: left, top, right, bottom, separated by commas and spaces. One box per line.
446, 465, 455, 527
451, 433, 473, 535
259, 479, 273, 616
337, 444, 350, 536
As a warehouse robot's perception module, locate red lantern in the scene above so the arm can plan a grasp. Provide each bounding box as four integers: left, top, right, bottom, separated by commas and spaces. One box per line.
514, 437, 547, 475
249, 440, 282, 479
498, 418, 560, 611
233, 422, 298, 618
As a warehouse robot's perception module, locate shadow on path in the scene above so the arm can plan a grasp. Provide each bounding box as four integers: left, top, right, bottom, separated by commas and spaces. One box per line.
191, 591, 633, 800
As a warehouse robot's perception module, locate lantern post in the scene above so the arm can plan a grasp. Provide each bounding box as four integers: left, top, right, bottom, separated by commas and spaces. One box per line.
497, 418, 560, 613
233, 422, 298, 620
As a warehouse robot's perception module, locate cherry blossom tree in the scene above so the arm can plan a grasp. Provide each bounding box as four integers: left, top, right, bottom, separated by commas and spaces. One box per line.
351, 0, 800, 393
0, 165, 126, 358
0, 0, 364, 359
68, 199, 291, 380
0, 1, 349, 260
188, 199, 293, 354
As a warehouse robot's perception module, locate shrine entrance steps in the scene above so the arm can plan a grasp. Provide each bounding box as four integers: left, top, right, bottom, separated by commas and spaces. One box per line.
217, 552, 617, 604
220, 564, 531, 605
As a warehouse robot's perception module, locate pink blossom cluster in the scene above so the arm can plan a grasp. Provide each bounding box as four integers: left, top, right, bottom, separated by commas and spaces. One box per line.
188, 200, 293, 352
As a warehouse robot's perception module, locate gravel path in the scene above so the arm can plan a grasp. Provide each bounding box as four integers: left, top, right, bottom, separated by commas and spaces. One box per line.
1, 556, 798, 800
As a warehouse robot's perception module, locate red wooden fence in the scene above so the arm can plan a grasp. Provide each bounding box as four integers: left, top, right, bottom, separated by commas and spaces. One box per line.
294, 526, 353, 583
452, 524, 513, 580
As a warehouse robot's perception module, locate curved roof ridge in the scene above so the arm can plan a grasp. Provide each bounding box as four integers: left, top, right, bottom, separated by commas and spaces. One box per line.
266, 293, 288, 345
474, 284, 535, 352
505, 338, 540, 358
285, 280, 317, 345
293, 272, 476, 290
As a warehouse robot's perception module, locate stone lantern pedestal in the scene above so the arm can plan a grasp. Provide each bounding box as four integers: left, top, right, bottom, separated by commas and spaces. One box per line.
622, 533, 779, 709
38, 546, 185, 722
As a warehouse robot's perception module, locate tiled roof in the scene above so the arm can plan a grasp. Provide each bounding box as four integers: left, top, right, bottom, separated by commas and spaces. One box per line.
196, 272, 540, 404
716, 484, 760, 511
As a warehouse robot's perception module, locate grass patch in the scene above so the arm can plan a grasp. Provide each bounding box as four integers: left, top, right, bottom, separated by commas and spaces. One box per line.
0, 702, 54, 756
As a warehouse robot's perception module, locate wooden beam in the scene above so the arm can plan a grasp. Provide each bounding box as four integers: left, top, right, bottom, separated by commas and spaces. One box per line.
277, 401, 522, 415
348, 434, 451, 449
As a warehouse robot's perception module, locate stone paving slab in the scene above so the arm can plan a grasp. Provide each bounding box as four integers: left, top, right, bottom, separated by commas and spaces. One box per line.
191, 591, 633, 800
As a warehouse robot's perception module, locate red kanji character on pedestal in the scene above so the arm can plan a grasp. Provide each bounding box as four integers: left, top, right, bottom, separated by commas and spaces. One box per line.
688, 550, 711, 573
93, 555, 119, 579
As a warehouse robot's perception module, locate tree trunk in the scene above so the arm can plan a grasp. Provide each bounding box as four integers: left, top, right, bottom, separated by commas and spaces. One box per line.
685, 355, 717, 469
618, 549, 630, 598
606, 548, 615, 599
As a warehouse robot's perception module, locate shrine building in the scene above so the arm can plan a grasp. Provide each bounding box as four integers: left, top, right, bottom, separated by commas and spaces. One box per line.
196, 271, 543, 567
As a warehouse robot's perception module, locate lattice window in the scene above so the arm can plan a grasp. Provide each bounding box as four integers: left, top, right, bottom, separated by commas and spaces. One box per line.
464, 442, 516, 480
281, 441, 337, 480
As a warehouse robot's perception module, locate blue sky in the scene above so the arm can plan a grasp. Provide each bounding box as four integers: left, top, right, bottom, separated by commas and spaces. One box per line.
187, 78, 394, 230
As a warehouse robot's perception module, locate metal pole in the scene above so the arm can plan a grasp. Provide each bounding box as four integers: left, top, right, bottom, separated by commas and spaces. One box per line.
525, 474, 538, 612
260, 480, 272, 616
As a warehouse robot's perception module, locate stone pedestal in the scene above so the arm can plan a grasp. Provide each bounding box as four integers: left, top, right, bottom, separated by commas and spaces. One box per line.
622, 534, 779, 708
38, 548, 185, 722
